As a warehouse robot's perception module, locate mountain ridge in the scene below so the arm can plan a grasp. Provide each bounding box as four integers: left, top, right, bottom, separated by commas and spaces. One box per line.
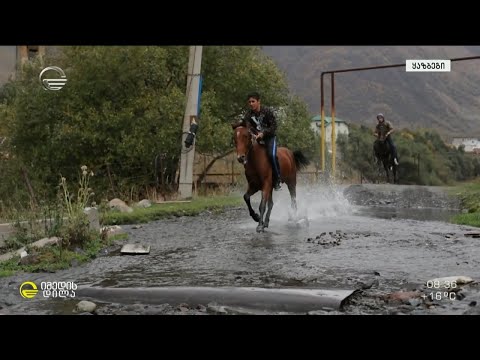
262, 46, 480, 139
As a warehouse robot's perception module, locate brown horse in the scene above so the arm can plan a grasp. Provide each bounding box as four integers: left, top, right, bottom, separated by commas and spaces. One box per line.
232, 124, 310, 232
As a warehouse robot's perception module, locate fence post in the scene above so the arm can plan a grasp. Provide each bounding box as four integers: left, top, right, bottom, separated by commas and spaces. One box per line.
203, 154, 207, 194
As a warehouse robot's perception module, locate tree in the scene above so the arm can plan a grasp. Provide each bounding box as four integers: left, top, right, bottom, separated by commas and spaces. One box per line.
193, 47, 315, 183
0, 46, 315, 203
1, 47, 188, 199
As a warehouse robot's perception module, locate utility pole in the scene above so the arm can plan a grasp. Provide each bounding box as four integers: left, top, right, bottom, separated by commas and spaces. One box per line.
331, 73, 336, 176
178, 46, 203, 199
320, 75, 325, 173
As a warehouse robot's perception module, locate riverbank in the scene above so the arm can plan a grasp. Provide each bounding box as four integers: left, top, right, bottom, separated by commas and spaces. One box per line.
449, 181, 480, 228
0, 195, 243, 277
102, 195, 243, 225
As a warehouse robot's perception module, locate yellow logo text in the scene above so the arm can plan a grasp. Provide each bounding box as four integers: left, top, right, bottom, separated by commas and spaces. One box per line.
20, 281, 38, 299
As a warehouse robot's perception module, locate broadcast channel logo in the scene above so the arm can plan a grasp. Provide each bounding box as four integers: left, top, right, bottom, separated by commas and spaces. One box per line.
39, 66, 67, 91
19, 281, 39, 299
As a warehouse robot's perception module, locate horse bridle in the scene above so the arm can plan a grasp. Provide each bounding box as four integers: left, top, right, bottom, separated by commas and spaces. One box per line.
234, 126, 256, 165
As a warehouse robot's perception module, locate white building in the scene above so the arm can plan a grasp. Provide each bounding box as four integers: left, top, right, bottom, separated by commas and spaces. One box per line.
451, 137, 480, 153
311, 115, 349, 146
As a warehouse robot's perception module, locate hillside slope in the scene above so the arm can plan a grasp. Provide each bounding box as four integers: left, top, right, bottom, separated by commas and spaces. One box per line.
263, 46, 480, 138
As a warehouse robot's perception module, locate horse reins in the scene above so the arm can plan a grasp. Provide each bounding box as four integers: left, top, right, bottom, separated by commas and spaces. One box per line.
241, 129, 257, 165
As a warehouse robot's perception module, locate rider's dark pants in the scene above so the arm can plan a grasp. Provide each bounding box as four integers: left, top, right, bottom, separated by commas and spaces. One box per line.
264, 136, 281, 183
386, 136, 398, 160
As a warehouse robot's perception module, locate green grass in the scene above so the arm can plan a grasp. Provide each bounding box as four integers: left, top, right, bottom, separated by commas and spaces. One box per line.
450, 213, 480, 227
449, 180, 480, 227
0, 233, 127, 278
450, 181, 480, 211
102, 195, 243, 225
0, 270, 15, 277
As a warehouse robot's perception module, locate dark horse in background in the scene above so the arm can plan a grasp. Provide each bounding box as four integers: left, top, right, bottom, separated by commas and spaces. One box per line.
373, 131, 399, 184
232, 124, 310, 233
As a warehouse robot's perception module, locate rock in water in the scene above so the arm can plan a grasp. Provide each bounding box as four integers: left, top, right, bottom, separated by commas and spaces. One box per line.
121, 244, 151, 255
75, 301, 97, 313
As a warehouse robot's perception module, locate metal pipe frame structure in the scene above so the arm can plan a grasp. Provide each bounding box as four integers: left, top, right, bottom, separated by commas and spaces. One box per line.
320, 55, 480, 176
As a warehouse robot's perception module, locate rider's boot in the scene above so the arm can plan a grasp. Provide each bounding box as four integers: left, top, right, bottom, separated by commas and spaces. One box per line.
274, 156, 281, 191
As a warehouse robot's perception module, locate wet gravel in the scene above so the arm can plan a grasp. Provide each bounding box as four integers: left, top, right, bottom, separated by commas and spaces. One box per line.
1, 184, 478, 315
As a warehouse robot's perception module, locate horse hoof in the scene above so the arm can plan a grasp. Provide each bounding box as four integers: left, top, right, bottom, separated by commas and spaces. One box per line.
252, 213, 260, 223
256, 225, 264, 233
264, 222, 269, 228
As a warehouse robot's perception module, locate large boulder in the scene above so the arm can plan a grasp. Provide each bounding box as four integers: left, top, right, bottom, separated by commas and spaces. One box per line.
108, 198, 133, 213
135, 199, 152, 208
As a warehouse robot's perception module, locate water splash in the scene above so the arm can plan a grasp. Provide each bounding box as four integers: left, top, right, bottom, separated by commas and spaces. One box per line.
244, 183, 354, 223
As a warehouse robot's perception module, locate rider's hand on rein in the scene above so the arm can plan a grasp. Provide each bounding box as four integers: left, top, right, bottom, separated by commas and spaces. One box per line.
255, 132, 264, 140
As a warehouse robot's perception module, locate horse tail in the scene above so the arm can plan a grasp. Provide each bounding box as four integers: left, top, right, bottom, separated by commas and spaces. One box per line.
293, 150, 310, 171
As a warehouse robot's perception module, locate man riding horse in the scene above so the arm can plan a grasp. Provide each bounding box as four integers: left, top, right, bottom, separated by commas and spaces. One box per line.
236, 92, 282, 191
232, 93, 310, 232
373, 113, 399, 165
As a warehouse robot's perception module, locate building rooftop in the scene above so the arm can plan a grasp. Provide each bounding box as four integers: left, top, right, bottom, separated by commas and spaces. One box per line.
311, 115, 347, 124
